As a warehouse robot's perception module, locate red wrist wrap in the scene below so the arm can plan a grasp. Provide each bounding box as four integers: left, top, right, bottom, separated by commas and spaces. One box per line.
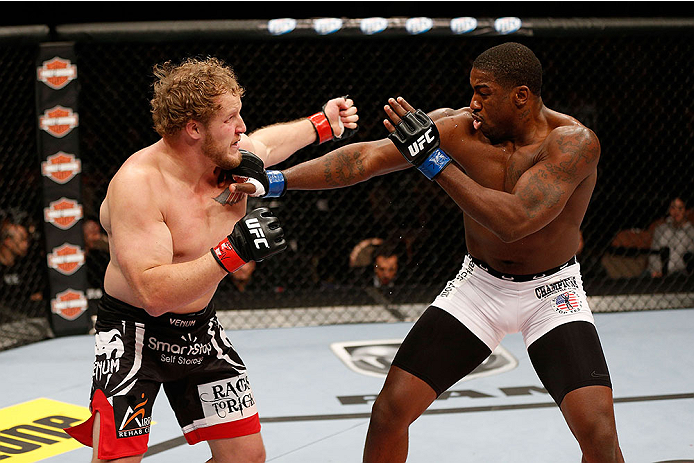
308, 111, 333, 145
211, 237, 246, 273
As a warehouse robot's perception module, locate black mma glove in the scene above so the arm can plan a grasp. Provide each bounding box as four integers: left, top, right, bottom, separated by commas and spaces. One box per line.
387, 109, 452, 180
211, 207, 287, 273
228, 149, 287, 198
308, 95, 359, 145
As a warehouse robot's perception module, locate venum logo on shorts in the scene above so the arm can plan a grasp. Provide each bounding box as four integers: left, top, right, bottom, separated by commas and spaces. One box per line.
94, 328, 124, 385
116, 393, 152, 438
198, 375, 258, 424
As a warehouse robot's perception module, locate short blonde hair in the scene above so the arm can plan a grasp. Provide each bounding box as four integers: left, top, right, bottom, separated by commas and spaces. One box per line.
150, 57, 245, 137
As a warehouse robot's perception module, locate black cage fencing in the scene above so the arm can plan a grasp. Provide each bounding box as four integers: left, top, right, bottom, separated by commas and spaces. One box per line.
1, 17, 694, 349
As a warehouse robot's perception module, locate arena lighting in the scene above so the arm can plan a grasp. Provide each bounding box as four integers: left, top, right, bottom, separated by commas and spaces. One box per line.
265, 16, 501, 37
312, 17, 343, 35
450, 17, 478, 34
359, 17, 389, 35
494, 17, 523, 34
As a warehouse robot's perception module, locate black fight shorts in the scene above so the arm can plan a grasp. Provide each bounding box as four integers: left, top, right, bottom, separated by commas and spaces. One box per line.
65, 293, 260, 460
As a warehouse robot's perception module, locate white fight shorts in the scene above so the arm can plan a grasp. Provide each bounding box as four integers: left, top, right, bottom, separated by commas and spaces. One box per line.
433, 254, 594, 351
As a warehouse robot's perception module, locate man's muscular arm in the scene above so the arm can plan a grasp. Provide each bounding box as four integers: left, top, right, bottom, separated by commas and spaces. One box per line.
437, 126, 600, 242
384, 96, 599, 243
106, 169, 227, 316
282, 138, 409, 190
243, 96, 359, 168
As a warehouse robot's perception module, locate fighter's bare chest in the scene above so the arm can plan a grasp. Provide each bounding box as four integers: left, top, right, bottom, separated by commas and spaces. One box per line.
459, 143, 542, 192
164, 190, 245, 260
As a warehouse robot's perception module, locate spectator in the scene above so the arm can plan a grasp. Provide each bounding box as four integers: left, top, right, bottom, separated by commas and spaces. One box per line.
373, 245, 399, 289
230, 260, 256, 293
0, 219, 30, 269
648, 197, 694, 277
0, 218, 45, 322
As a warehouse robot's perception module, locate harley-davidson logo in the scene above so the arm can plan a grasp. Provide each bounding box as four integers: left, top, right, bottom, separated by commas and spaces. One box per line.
41, 152, 82, 184
51, 288, 88, 320
44, 197, 83, 230
37, 56, 77, 90
47, 243, 85, 275
39, 105, 79, 138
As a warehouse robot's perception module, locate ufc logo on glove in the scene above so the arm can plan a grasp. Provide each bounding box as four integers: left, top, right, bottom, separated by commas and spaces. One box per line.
211, 207, 285, 274
245, 218, 269, 249
388, 109, 452, 181
407, 128, 436, 158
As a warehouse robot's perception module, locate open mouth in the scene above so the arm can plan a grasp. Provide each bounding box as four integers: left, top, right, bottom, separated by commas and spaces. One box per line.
471, 114, 483, 131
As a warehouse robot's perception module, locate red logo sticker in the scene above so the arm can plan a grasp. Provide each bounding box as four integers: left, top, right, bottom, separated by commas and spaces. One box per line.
51, 288, 88, 320
47, 243, 86, 275
37, 56, 78, 90
39, 105, 79, 138
44, 197, 83, 230
41, 152, 82, 184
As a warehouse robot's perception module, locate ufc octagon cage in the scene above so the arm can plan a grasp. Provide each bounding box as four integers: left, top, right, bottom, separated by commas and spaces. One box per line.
1, 15, 693, 350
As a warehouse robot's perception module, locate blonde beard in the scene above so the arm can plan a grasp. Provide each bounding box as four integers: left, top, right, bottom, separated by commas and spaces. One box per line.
202, 134, 240, 170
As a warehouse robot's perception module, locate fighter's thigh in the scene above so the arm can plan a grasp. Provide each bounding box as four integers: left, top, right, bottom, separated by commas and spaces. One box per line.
164, 319, 261, 444
527, 321, 612, 406
207, 432, 266, 463
391, 305, 492, 396
92, 412, 144, 463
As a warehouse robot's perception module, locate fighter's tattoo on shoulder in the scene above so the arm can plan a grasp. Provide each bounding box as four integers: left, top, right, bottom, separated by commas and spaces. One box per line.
517, 130, 598, 218
545, 132, 599, 182
322, 148, 365, 187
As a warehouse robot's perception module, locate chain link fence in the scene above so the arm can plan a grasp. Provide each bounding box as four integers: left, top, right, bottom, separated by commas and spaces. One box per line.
1, 19, 693, 348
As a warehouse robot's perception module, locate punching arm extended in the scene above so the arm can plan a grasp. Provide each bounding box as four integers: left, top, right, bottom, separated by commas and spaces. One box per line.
223, 141, 406, 198
282, 139, 410, 191
245, 96, 359, 168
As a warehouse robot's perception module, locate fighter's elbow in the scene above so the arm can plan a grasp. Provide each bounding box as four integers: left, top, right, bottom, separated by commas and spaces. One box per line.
127, 279, 170, 317
492, 219, 534, 243
134, 291, 168, 317
496, 228, 523, 243
141, 300, 168, 317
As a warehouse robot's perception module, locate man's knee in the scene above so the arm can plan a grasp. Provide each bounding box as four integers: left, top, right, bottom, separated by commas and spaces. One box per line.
579, 417, 619, 457
370, 393, 404, 427
208, 434, 266, 463
209, 448, 265, 463
370, 387, 430, 429
561, 386, 620, 452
